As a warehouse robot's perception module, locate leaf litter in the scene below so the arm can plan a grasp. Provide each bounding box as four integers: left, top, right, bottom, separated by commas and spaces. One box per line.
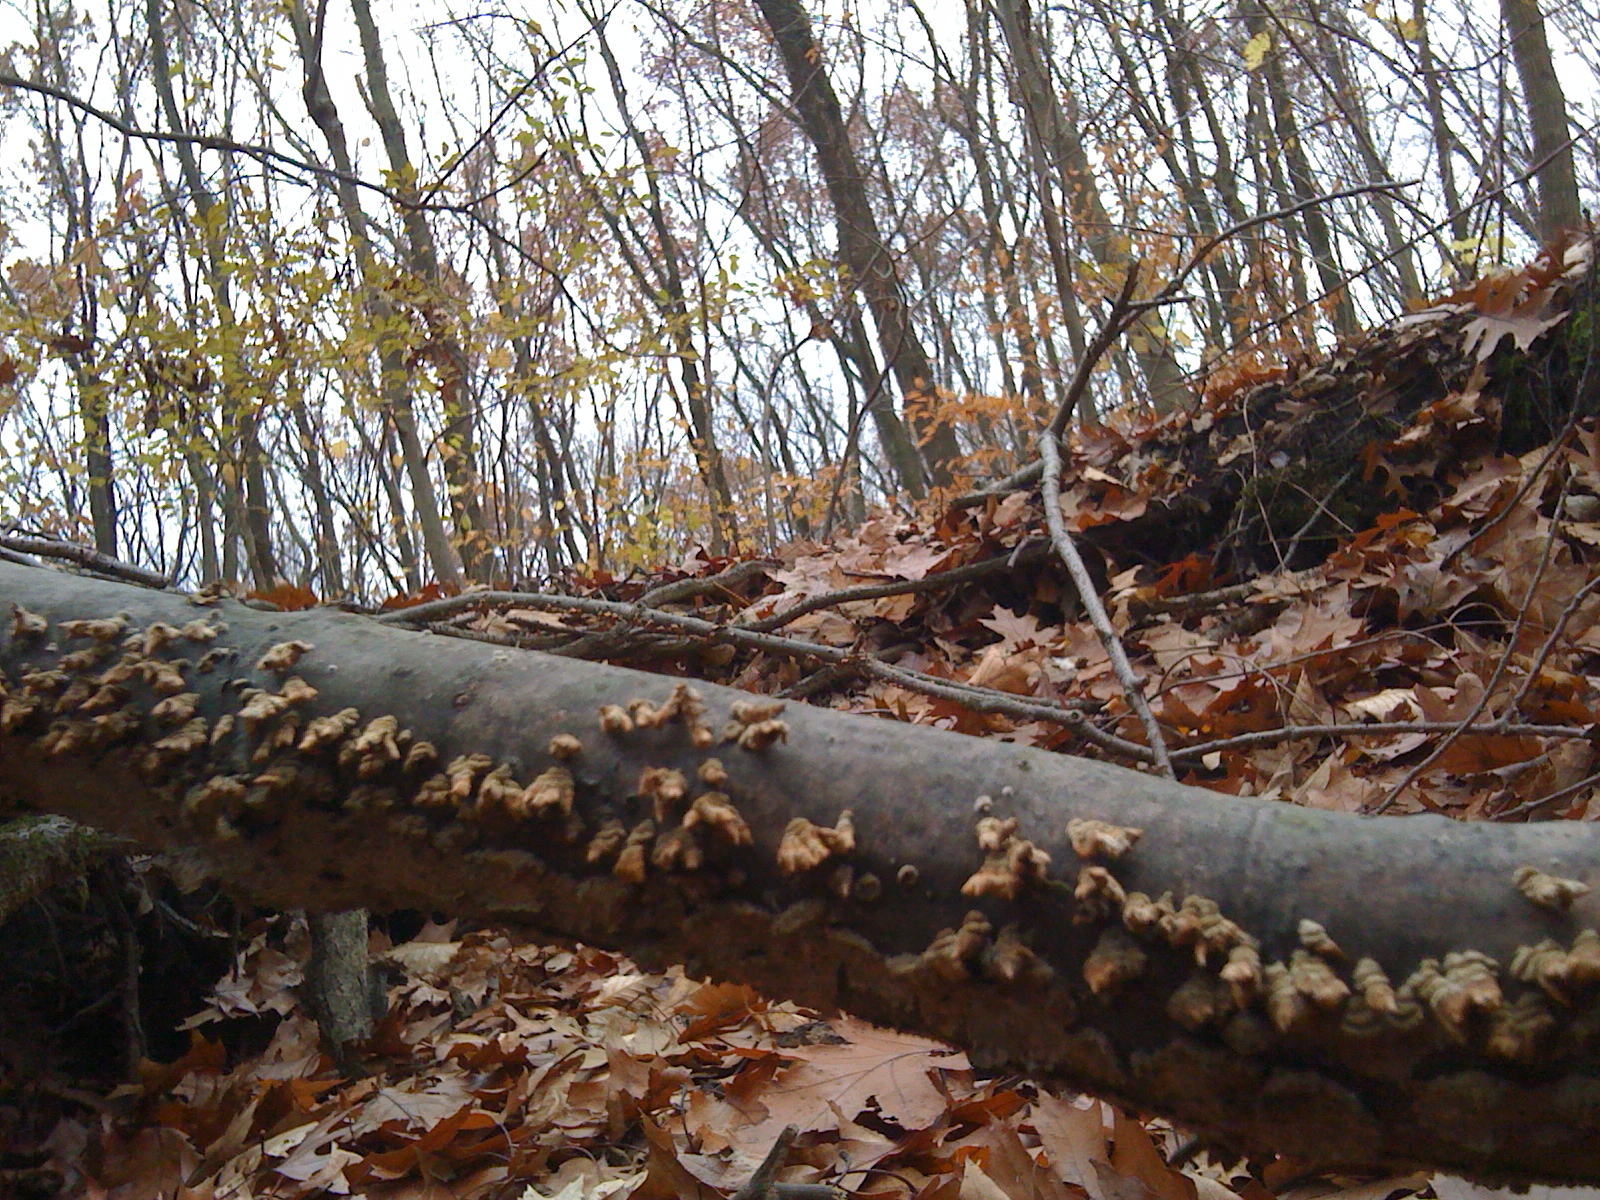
21, 238, 1600, 1200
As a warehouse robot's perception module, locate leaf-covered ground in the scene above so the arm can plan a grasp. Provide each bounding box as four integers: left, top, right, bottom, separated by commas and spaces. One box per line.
6, 239, 1600, 1199
28, 914, 1578, 1200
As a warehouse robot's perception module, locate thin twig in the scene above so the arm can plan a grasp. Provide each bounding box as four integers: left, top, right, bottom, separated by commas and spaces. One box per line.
0, 38, 583, 215
1493, 767, 1600, 822
1171, 718, 1587, 762
1129, 567, 1324, 618
638, 558, 780, 607
1038, 432, 1175, 777
1508, 572, 1600, 715
375, 563, 1598, 774
1275, 463, 1360, 569
733, 1126, 799, 1200
953, 460, 1046, 510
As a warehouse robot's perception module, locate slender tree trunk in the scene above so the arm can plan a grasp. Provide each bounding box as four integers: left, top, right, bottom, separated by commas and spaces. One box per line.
286, 0, 463, 589
1413, 0, 1472, 257
32, 11, 120, 560
583, 17, 737, 552
345, 0, 493, 582
1499, 0, 1583, 240
183, 450, 220, 585
753, 0, 962, 491
289, 401, 345, 596
304, 909, 377, 1063
990, 0, 1191, 414
484, 228, 579, 576
1294, 0, 1423, 300
950, 7, 1047, 421
361, 417, 422, 593
1096, 4, 1238, 345
1237, 0, 1357, 334
725, 148, 928, 497
76, 364, 118, 557
147, 0, 279, 588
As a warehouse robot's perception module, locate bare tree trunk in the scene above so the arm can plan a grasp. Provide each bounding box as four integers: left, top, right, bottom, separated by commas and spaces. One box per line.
183, 451, 220, 585
1413, 0, 1472, 257
31, 22, 119, 558
346, 0, 493, 582
304, 909, 377, 1064
753, 0, 962, 491
1241, 0, 1362, 335
1293, 0, 1423, 301
285, 0, 463, 589
147, 0, 279, 588
76, 365, 118, 557
289, 401, 346, 597
725, 148, 928, 497
580, 13, 738, 552
1499, 0, 1583, 240
947, 5, 1048, 421
990, 0, 1192, 414
483, 231, 578, 577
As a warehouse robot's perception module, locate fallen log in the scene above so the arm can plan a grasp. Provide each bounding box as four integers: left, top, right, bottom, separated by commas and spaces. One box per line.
2, 559, 1599, 1182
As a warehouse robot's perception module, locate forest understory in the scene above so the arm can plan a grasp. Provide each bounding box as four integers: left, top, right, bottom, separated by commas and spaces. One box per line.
3, 234, 1600, 1198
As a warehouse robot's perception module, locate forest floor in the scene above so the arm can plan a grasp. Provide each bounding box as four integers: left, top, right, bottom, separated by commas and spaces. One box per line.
3, 237, 1600, 1200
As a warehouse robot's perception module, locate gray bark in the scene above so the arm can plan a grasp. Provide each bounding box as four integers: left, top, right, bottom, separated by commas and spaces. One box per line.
1499, 0, 1583, 241
754, 0, 963, 491
4, 559, 1600, 1182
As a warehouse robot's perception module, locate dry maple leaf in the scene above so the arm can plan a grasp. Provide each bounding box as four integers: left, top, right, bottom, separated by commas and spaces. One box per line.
1459, 270, 1568, 362
695, 1014, 969, 1164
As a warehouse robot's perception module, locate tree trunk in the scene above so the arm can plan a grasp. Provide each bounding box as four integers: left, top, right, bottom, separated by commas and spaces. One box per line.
1499, 0, 1583, 241
148, 0, 279, 589
1413, 0, 1472, 258
5, 558, 1600, 1182
304, 908, 378, 1064
346, 0, 494, 583
753, 0, 962, 491
990, 0, 1192, 414
580, 15, 739, 553
77, 366, 118, 558
286, 0, 464, 590
1243, 0, 1361, 335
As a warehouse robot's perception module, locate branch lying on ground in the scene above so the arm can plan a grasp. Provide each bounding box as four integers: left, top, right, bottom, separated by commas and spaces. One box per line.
0, 534, 170, 590
1128, 567, 1324, 618
638, 558, 781, 607
742, 539, 1051, 633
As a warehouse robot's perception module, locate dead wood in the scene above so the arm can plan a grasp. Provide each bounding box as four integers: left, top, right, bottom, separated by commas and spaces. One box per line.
4, 560, 1600, 1182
